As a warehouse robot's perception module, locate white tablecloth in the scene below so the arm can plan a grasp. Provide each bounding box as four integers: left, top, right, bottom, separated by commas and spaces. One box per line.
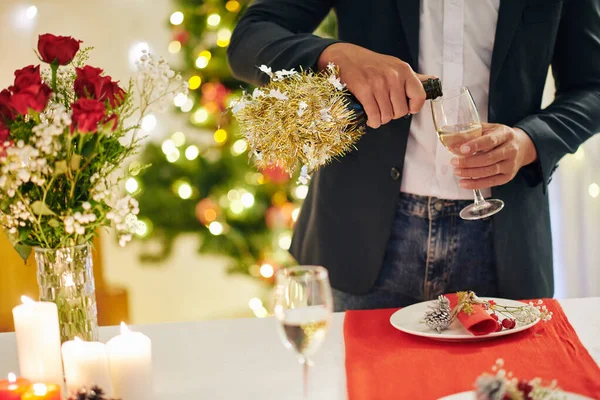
0, 298, 598, 400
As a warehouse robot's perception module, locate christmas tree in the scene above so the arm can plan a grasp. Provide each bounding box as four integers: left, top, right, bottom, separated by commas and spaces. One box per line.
131, 0, 337, 310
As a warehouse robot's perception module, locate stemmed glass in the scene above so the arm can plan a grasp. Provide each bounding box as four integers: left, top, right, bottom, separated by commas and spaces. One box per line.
431, 86, 504, 220
273, 266, 333, 400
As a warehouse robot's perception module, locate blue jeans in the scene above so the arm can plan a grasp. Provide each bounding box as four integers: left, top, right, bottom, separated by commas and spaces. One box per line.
333, 192, 498, 312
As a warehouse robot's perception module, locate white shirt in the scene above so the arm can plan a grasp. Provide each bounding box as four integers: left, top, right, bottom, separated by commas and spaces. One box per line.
400, 0, 500, 199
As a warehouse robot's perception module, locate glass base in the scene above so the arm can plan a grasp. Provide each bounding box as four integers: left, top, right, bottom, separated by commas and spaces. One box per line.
459, 199, 504, 220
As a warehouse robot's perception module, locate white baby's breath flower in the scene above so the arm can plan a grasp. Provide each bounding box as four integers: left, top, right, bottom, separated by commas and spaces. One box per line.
298, 165, 310, 185
328, 74, 346, 91
297, 101, 308, 117
258, 65, 274, 78
231, 99, 246, 114
319, 108, 333, 122
252, 88, 265, 99
268, 89, 289, 101
82, 202, 91, 211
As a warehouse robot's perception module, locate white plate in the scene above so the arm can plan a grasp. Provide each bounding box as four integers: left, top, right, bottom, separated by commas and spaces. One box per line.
438, 390, 593, 400
389, 297, 540, 342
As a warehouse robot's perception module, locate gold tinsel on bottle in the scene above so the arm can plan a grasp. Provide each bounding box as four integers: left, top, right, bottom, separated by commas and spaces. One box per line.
231, 64, 364, 182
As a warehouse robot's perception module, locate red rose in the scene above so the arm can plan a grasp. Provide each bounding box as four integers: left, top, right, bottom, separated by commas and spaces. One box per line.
10, 83, 52, 115
74, 66, 126, 108
103, 113, 119, 131
0, 89, 15, 121
10, 65, 42, 92
38, 34, 82, 65
102, 80, 126, 108
71, 98, 106, 133
0, 122, 10, 157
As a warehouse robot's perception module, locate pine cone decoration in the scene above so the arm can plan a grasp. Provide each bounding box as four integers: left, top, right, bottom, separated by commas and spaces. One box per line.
424, 295, 452, 333
69, 386, 119, 400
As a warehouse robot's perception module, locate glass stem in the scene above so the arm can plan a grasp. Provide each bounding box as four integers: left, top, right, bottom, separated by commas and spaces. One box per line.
302, 356, 310, 400
473, 189, 487, 207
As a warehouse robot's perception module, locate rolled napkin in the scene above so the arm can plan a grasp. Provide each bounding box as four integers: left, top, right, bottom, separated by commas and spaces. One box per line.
445, 293, 498, 336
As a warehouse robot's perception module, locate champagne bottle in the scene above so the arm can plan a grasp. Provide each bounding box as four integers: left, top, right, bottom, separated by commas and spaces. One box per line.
347, 78, 443, 125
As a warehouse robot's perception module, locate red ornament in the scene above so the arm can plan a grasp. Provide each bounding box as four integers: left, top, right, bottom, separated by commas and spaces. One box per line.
195, 198, 220, 225
261, 165, 290, 184
173, 30, 190, 45
201, 82, 230, 110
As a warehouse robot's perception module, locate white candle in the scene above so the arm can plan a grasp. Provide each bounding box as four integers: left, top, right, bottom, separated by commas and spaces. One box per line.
107, 322, 153, 400
62, 337, 113, 396
11, 296, 63, 386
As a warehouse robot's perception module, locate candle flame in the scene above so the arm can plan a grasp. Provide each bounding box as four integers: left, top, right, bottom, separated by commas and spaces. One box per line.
120, 321, 130, 334
32, 383, 48, 396
8, 372, 16, 383
21, 295, 35, 305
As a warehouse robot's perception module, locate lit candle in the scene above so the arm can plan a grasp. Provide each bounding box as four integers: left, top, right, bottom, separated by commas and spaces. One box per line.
62, 337, 113, 397
11, 296, 63, 387
21, 383, 61, 400
107, 323, 153, 400
0, 373, 30, 400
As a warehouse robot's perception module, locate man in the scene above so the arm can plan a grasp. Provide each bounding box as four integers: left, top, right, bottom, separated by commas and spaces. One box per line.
228, 0, 600, 311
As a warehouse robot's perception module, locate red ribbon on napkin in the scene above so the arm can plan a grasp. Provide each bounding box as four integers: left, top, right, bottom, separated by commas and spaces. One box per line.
445, 293, 498, 336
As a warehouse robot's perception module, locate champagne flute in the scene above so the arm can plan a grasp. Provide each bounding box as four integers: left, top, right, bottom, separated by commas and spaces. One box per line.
431, 86, 504, 220
274, 266, 333, 400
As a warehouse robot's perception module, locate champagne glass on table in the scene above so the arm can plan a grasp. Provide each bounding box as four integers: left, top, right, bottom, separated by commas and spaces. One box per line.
274, 266, 333, 400
431, 86, 504, 220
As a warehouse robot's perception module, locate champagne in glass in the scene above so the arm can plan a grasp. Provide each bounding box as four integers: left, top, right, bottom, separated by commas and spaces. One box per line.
431, 86, 504, 220
274, 266, 333, 400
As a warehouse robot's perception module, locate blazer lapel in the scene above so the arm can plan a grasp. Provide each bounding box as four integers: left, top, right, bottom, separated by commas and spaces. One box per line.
396, 0, 421, 69
490, 2, 526, 86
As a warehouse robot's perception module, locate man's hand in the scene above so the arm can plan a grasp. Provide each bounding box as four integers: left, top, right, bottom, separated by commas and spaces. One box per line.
451, 123, 538, 190
318, 43, 433, 129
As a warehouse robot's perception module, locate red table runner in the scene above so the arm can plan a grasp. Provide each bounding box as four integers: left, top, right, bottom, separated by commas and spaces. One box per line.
344, 300, 600, 400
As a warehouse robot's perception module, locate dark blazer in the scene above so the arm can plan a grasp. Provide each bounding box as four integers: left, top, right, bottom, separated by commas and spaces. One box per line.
228, 0, 600, 299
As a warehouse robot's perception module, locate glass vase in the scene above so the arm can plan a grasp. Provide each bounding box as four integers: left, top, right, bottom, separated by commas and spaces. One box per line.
34, 243, 99, 343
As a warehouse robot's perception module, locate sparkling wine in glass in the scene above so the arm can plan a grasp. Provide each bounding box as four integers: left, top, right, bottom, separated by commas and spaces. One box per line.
274, 266, 333, 400
431, 86, 504, 220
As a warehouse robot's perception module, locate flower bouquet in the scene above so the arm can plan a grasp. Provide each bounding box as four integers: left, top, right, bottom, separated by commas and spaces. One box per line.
0, 33, 187, 341
475, 359, 563, 400
230, 63, 364, 183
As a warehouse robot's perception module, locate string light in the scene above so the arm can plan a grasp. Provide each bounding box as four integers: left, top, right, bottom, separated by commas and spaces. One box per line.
241, 192, 255, 208
168, 40, 181, 54
166, 149, 180, 163
217, 29, 232, 47
125, 178, 139, 194
226, 0, 241, 12
272, 191, 287, 206
25, 5, 38, 19
278, 233, 292, 250
209, 221, 224, 235
294, 185, 309, 200
214, 129, 228, 144
231, 139, 248, 156
207, 13, 221, 27
193, 108, 209, 124
188, 75, 202, 90
170, 11, 184, 25
203, 209, 217, 223
173, 93, 188, 107
185, 145, 199, 160
161, 139, 176, 154
589, 183, 600, 198
141, 114, 157, 132
229, 201, 244, 215
227, 189, 240, 202
171, 132, 186, 147
260, 263, 274, 278
181, 98, 194, 112
178, 183, 193, 199
135, 220, 152, 237
291, 207, 300, 222
248, 297, 262, 310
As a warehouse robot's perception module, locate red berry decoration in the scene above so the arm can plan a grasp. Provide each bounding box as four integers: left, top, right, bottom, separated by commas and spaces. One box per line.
495, 322, 503, 332
508, 319, 517, 329
490, 313, 499, 321
501, 318, 512, 329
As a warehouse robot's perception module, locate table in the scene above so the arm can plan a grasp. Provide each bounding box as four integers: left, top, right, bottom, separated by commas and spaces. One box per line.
0, 298, 597, 400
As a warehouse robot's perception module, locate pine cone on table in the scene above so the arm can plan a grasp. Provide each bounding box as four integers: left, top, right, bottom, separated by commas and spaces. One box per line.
424, 295, 452, 333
